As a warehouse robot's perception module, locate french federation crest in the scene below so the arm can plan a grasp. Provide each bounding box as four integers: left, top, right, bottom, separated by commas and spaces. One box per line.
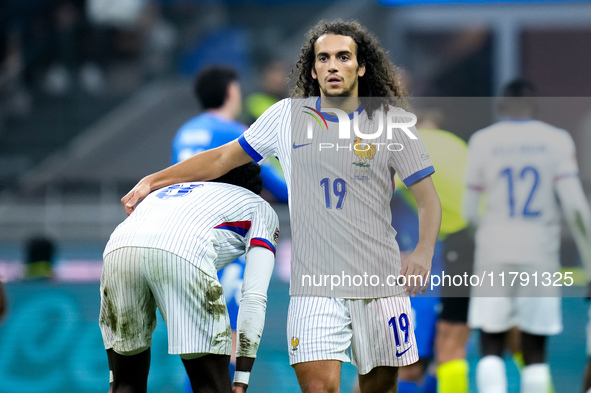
353, 137, 376, 180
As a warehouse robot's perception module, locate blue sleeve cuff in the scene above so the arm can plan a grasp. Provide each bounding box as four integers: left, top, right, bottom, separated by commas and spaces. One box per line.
238, 135, 263, 162
403, 166, 435, 187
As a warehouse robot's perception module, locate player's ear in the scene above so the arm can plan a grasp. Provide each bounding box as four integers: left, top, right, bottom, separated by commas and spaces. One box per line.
358, 63, 366, 78
311, 67, 317, 80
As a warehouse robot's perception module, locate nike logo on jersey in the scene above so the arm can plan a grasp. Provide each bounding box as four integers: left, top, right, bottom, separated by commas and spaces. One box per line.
292, 142, 312, 149
396, 345, 413, 357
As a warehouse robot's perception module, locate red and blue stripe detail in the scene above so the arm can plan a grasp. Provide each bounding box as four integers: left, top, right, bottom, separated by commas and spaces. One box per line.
214, 221, 275, 253
214, 221, 252, 237
250, 238, 276, 254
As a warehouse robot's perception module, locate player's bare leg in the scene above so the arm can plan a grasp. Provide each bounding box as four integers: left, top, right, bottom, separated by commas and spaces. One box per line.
293, 360, 341, 393
435, 320, 471, 393
358, 366, 398, 393
504, 326, 527, 370
520, 332, 551, 393
397, 360, 428, 391
397, 360, 425, 383
436, 321, 470, 365
181, 354, 232, 393
476, 331, 507, 393
107, 348, 151, 393
107, 349, 113, 393
506, 327, 521, 354
582, 358, 591, 393
520, 331, 546, 365
480, 331, 505, 357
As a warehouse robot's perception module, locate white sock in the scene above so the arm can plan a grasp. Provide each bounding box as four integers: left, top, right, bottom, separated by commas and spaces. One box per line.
476, 355, 507, 393
521, 363, 550, 393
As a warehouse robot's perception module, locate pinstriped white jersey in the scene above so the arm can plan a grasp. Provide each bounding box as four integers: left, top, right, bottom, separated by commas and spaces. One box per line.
104, 182, 279, 278
466, 120, 578, 266
239, 98, 434, 298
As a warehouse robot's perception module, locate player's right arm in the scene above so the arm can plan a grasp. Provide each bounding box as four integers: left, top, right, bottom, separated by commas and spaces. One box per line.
556, 176, 591, 277
123, 99, 287, 215
233, 203, 278, 391
233, 246, 275, 392
553, 132, 591, 280
404, 175, 441, 296
462, 188, 482, 228
122, 140, 252, 215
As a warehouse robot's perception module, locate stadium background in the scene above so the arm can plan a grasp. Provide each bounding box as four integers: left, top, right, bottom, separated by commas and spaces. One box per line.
1, 0, 591, 391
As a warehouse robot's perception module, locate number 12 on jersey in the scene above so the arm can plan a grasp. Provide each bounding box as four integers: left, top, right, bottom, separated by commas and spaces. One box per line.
320, 178, 347, 209
499, 166, 541, 217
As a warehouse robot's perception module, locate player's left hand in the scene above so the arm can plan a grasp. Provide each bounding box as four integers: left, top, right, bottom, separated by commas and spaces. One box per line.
233, 383, 248, 393
400, 247, 432, 296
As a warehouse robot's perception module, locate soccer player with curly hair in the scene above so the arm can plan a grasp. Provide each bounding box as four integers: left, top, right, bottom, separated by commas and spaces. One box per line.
122, 20, 441, 393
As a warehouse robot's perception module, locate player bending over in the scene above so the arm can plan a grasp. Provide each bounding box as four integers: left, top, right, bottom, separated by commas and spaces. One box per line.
99, 162, 279, 393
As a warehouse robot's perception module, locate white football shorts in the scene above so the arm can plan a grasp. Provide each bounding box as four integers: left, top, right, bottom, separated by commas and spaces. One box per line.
287, 295, 418, 375
468, 296, 562, 335
99, 247, 231, 356
468, 263, 562, 335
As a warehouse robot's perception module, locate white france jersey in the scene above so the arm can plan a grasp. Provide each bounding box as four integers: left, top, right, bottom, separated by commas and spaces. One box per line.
104, 182, 279, 278
239, 97, 434, 298
466, 119, 578, 266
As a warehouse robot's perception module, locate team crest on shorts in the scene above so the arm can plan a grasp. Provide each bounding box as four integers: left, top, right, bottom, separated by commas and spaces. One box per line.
352, 137, 375, 180
291, 336, 299, 351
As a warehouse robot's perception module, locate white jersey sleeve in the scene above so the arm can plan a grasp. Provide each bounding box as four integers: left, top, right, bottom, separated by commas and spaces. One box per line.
556, 176, 591, 279
554, 130, 579, 181
387, 116, 435, 187
236, 246, 275, 358
238, 99, 290, 162
553, 132, 591, 278
246, 202, 280, 255
465, 131, 486, 192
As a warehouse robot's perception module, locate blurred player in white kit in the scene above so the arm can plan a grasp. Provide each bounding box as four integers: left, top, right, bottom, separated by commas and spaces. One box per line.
464, 79, 591, 393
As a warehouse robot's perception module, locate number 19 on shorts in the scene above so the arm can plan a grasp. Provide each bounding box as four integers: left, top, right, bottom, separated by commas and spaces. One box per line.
388, 313, 410, 347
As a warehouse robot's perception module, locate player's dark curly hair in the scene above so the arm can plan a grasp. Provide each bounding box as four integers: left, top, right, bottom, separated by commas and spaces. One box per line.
290, 19, 408, 118
211, 162, 263, 195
